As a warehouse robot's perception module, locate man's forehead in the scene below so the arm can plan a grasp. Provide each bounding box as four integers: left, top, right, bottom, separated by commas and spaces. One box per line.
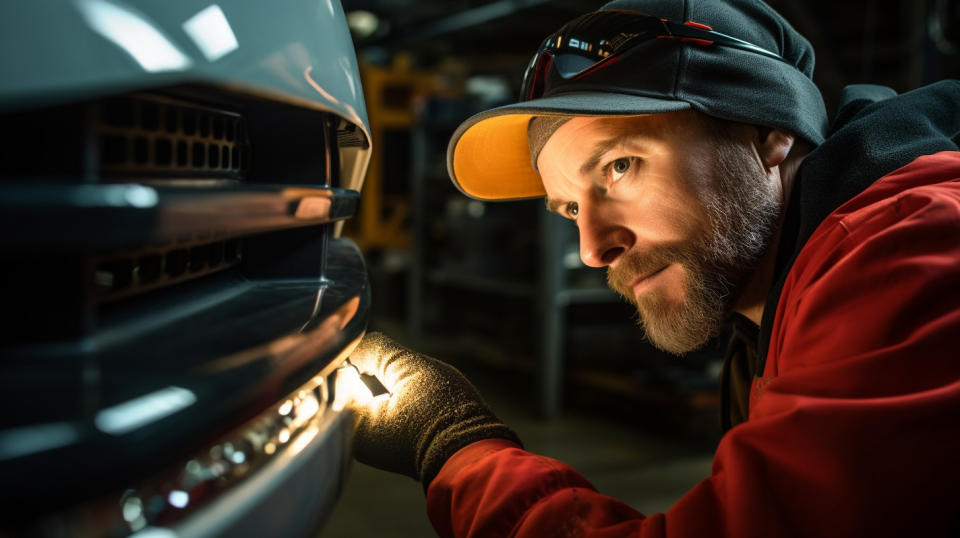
538, 114, 668, 165
554, 114, 670, 138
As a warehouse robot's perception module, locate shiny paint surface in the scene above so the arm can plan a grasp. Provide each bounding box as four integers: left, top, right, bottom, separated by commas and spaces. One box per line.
0, 1, 373, 534
173, 402, 356, 537
1, 237, 369, 528
0, 0, 369, 136
0, 1, 371, 196
7, 334, 361, 536
0, 184, 361, 249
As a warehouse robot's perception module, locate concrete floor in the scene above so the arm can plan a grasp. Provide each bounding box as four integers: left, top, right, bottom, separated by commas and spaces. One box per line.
319, 325, 717, 537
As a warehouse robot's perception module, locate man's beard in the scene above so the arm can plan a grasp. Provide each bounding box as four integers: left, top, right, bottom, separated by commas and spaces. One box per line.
607, 138, 782, 354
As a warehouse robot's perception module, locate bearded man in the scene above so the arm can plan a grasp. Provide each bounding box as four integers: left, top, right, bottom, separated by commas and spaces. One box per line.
345, 0, 960, 536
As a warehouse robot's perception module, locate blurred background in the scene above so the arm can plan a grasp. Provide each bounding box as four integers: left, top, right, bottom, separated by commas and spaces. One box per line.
323, 0, 960, 535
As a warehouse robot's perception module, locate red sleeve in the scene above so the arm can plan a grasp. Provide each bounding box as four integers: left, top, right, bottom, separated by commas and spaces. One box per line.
426, 152, 960, 538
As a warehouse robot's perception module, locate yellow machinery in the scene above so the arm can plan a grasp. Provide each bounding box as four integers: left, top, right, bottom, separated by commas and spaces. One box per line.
348, 53, 446, 250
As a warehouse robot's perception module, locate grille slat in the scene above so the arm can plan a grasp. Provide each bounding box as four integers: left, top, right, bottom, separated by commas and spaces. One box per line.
94, 94, 250, 181
94, 237, 243, 303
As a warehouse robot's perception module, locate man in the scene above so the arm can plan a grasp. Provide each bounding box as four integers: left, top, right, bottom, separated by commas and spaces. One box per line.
347, 0, 960, 536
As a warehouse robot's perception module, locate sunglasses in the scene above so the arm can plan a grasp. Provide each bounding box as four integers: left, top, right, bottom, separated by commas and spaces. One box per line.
520, 9, 787, 101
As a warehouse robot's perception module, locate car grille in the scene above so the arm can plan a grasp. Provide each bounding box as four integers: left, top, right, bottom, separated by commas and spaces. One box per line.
92, 236, 243, 302
1, 79, 369, 537
94, 94, 251, 182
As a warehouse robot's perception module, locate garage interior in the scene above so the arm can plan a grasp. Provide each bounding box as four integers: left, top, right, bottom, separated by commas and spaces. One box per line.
321, 0, 960, 535
1, 0, 956, 536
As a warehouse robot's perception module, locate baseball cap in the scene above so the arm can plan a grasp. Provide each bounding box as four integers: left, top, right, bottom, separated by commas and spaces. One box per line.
447, 0, 828, 201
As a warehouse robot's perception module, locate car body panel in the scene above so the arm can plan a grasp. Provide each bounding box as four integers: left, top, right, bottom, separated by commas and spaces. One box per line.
0, 1, 373, 535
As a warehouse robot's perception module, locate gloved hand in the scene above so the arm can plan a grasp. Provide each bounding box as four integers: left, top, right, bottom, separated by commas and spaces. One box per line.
345, 331, 522, 487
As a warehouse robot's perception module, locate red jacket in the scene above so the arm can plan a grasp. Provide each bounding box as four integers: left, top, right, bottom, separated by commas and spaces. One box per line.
426, 150, 960, 537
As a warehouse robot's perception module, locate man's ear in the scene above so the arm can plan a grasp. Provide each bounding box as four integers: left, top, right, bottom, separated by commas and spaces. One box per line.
756, 128, 795, 169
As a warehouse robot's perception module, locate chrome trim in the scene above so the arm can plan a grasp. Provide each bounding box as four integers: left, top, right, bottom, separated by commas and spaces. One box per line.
0, 184, 360, 249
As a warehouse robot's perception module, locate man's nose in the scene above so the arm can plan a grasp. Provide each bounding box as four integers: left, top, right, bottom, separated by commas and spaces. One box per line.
577, 202, 633, 268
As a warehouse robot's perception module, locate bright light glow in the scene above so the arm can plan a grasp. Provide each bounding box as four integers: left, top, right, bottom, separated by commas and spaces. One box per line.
98, 185, 158, 207
346, 10, 379, 39
278, 400, 293, 416
332, 364, 370, 411
332, 363, 391, 411
290, 426, 318, 456
122, 496, 143, 522
123, 495, 148, 531
182, 4, 239, 62
293, 393, 320, 427
0, 422, 79, 460
95, 386, 197, 435
264, 442, 276, 455
76, 0, 193, 72
278, 429, 290, 444
123, 185, 159, 208
130, 517, 147, 532
230, 450, 246, 464
167, 490, 189, 509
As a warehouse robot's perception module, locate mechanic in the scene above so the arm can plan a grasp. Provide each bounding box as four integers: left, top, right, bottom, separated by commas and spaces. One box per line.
346, 0, 960, 536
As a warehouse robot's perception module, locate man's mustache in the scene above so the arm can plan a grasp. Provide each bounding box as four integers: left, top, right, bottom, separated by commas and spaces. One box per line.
606, 245, 690, 301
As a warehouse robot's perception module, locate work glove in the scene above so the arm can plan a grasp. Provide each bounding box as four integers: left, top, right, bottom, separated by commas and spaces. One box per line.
345, 331, 522, 487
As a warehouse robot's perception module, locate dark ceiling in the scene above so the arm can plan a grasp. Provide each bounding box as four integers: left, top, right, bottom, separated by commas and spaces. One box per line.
345, 0, 607, 70
341, 0, 960, 115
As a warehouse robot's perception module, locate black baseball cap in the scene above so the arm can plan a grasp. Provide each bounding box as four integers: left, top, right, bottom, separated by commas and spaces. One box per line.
447, 0, 828, 201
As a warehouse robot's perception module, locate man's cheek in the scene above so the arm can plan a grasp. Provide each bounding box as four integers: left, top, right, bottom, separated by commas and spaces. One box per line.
657, 264, 689, 309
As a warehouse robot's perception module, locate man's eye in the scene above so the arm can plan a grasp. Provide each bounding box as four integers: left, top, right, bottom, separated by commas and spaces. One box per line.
566, 201, 579, 218
611, 157, 632, 182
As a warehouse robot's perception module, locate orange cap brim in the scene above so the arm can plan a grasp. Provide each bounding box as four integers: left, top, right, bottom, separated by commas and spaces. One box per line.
450, 113, 544, 201
447, 93, 690, 201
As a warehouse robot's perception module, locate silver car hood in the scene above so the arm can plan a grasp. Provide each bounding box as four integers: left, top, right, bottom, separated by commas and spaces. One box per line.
0, 0, 371, 190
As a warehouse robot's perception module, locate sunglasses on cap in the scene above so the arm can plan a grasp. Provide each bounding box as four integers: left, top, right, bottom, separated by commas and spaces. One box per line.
520, 9, 788, 101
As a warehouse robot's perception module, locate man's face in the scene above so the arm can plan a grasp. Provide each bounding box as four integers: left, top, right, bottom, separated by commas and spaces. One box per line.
537, 112, 781, 354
